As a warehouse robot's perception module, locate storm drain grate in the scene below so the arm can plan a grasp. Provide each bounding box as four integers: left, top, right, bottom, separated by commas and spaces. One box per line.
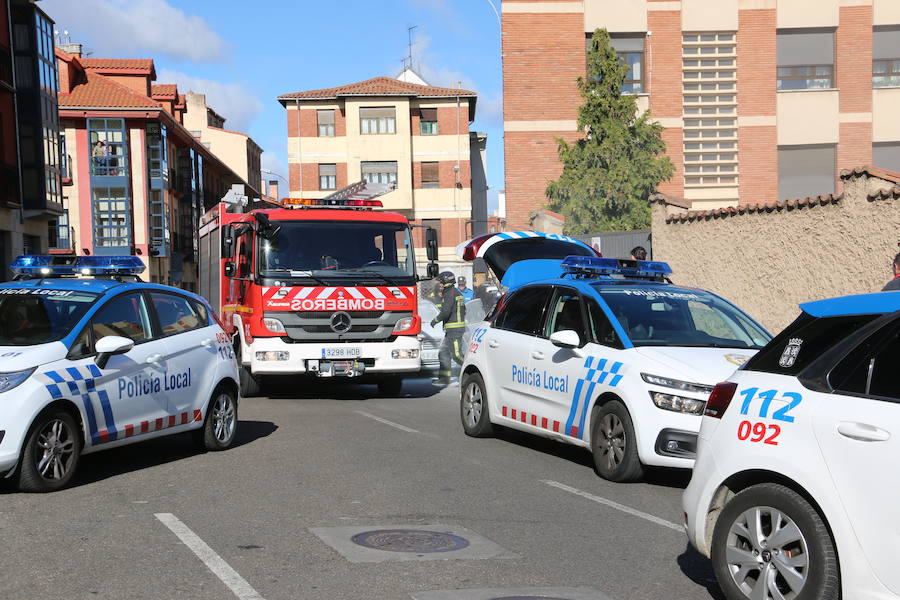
351, 529, 470, 553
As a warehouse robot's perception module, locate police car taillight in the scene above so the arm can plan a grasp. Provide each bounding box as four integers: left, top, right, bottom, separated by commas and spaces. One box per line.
704, 382, 738, 419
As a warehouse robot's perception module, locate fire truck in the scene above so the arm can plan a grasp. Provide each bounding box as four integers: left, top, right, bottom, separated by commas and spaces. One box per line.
198, 182, 439, 397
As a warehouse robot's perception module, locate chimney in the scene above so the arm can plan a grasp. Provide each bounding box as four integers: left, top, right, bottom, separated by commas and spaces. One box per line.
58, 43, 83, 57
268, 180, 279, 200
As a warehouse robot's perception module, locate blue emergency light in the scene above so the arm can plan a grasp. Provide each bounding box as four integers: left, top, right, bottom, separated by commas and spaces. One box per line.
11, 255, 146, 277
561, 255, 672, 279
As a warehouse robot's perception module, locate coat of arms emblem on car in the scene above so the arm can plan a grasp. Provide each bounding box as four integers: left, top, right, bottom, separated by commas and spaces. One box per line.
779, 338, 803, 368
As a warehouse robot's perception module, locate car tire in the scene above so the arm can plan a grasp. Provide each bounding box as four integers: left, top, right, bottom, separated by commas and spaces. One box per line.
235, 344, 261, 397
377, 375, 403, 397
591, 400, 644, 482
193, 387, 238, 452
711, 483, 839, 600
18, 410, 82, 493
460, 372, 493, 437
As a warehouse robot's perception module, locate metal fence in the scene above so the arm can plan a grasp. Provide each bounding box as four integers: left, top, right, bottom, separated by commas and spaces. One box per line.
571, 230, 652, 259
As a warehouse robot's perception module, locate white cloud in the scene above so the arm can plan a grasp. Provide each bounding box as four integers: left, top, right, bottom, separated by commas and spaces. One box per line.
44, 0, 227, 63
475, 92, 503, 127
157, 69, 262, 132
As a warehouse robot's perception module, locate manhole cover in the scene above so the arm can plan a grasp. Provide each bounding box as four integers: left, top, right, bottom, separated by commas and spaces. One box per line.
350, 529, 470, 553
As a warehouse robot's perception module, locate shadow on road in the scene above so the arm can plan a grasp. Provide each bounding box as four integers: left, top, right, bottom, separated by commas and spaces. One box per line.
259, 375, 445, 401
677, 543, 725, 599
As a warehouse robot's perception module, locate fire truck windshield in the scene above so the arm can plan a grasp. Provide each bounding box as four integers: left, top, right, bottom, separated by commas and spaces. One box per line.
258, 220, 416, 281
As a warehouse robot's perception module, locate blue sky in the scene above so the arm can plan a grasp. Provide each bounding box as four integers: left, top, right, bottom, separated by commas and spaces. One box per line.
42, 0, 504, 206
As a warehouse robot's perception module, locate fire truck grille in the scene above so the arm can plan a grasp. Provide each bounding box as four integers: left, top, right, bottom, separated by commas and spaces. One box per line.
266, 310, 413, 342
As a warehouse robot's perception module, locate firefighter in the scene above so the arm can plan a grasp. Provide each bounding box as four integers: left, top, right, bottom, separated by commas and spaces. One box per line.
430, 271, 466, 386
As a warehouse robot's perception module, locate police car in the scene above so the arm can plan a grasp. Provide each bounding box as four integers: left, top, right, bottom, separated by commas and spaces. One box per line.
0, 256, 240, 492
683, 292, 900, 600
457, 233, 771, 482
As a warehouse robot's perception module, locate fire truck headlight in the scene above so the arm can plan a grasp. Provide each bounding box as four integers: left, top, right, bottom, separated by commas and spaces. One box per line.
392, 316, 414, 333
392, 349, 420, 360
263, 317, 286, 333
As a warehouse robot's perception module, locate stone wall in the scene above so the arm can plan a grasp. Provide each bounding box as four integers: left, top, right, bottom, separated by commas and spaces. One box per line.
651, 167, 900, 333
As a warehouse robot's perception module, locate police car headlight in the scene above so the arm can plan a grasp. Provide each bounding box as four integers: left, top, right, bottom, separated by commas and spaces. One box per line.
641, 373, 714, 394
649, 391, 706, 415
0, 368, 35, 394
262, 318, 286, 333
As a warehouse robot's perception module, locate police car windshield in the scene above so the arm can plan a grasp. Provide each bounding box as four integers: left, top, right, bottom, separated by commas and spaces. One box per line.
259, 221, 415, 280
0, 289, 99, 346
597, 286, 771, 349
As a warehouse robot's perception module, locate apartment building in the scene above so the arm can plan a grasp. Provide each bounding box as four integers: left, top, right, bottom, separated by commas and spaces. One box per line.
502, 0, 900, 228
0, 0, 63, 278
54, 48, 257, 289
278, 72, 482, 275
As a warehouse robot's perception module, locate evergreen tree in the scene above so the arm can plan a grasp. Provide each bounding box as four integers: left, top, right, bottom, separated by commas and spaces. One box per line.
545, 28, 674, 234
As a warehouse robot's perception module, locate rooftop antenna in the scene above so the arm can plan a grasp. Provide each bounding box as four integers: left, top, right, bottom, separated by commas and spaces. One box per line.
407, 25, 418, 72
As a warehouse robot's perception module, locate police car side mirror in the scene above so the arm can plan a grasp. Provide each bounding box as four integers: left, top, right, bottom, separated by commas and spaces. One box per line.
550, 330, 581, 349
95, 335, 134, 369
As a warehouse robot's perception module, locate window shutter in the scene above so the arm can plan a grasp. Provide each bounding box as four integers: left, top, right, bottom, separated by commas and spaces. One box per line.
319, 163, 336, 176
421, 161, 439, 182
360, 107, 396, 119
419, 108, 437, 122
317, 110, 335, 125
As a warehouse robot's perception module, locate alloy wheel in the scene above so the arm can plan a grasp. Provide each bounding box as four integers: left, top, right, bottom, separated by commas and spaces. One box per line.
212, 393, 236, 443
462, 382, 483, 428
35, 419, 76, 481
597, 414, 625, 470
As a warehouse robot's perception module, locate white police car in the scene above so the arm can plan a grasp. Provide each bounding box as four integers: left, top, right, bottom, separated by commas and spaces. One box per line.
683, 292, 900, 600
0, 256, 240, 492
457, 233, 771, 482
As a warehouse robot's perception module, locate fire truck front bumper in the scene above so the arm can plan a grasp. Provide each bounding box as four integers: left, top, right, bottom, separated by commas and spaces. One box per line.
247, 336, 422, 376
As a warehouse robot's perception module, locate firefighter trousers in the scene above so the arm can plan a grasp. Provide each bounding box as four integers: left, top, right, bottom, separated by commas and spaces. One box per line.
438, 329, 465, 381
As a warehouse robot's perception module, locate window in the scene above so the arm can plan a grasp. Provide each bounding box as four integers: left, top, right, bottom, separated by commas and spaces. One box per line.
874, 27, 900, 87
149, 189, 167, 255
421, 162, 439, 189
829, 322, 900, 400
587, 298, 623, 349
545, 289, 586, 341
151, 292, 203, 335
319, 163, 337, 190
88, 118, 128, 176
146, 123, 167, 179
360, 107, 396, 134
874, 142, 900, 173
494, 286, 551, 336
92, 293, 151, 343
419, 108, 438, 135
361, 161, 397, 185
586, 34, 645, 93
92, 186, 129, 249
778, 145, 835, 200
777, 30, 835, 90
317, 110, 335, 136
48, 207, 70, 251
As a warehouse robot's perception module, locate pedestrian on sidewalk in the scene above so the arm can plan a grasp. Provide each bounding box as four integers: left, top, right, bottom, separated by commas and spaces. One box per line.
882, 251, 900, 291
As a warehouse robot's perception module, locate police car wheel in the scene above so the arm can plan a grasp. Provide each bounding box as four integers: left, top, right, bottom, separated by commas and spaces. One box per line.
460, 372, 493, 437
195, 387, 238, 451
591, 401, 643, 482
18, 410, 82, 493
711, 483, 839, 600
377, 376, 403, 397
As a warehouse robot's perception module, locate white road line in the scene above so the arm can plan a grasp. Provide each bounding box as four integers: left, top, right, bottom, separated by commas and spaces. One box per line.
155, 513, 266, 600
543, 480, 682, 532
355, 410, 420, 434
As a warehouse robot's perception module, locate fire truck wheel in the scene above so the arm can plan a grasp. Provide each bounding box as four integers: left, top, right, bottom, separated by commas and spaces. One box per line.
377, 376, 403, 397
239, 366, 262, 397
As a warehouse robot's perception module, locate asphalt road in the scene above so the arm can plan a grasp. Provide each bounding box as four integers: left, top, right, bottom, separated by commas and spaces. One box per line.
0, 377, 723, 600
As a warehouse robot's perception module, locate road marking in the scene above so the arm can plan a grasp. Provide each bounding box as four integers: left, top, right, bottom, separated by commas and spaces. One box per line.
355, 410, 420, 434
542, 480, 682, 532
155, 513, 265, 600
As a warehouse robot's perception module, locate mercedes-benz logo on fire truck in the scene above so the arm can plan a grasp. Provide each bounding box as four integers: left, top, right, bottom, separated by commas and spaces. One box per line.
330, 311, 352, 333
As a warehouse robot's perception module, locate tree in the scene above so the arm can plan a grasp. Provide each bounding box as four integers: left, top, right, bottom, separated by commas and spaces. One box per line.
545, 28, 674, 234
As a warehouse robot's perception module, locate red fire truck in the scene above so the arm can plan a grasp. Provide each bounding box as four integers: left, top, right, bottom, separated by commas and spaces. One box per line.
198, 182, 438, 397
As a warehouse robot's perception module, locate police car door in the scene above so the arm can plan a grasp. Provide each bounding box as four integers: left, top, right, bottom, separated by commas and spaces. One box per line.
486, 285, 552, 412
147, 292, 219, 418
70, 292, 169, 445
811, 319, 900, 595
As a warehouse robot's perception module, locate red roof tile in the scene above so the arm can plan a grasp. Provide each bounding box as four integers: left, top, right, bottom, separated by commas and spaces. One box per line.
58, 71, 161, 109
663, 194, 843, 224
81, 58, 154, 73
841, 165, 900, 185
151, 84, 177, 97
278, 76, 476, 100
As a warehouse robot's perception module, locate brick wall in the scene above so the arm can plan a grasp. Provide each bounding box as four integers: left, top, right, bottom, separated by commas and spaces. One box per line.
503, 7, 584, 229
737, 8, 777, 205
412, 161, 471, 189
648, 9, 684, 198
837, 5, 874, 175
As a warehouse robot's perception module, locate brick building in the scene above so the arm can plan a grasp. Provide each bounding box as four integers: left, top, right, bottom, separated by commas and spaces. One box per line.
502, 0, 900, 228
278, 73, 484, 275
0, 0, 64, 278
55, 48, 259, 290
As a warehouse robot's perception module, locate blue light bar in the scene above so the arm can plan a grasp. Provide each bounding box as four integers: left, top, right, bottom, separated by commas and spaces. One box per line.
561, 255, 672, 278
11, 255, 145, 277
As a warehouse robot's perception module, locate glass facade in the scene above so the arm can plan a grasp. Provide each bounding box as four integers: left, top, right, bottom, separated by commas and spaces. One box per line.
88, 118, 130, 254
89, 118, 128, 176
